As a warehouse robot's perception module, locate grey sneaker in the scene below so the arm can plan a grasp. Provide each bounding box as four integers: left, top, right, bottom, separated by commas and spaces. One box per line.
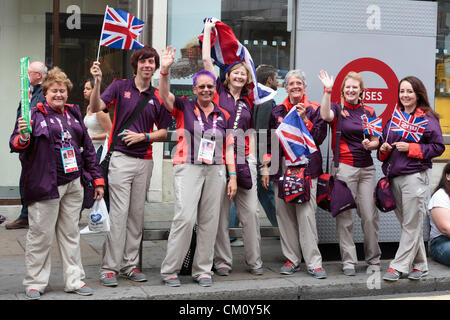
383, 268, 401, 281
215, 267, 231, 276
198, 277, 213, 287
408, 269, 428, 280
250, 267, 264, 276
74, 285, 94, 296
121, 268, 147, 282
25, 289, 41, 300
308, 268, 327, 279
280, 260, 300, 275
343, 268, 356, 276
100, 272, 118, 287
164, 277, 181, 287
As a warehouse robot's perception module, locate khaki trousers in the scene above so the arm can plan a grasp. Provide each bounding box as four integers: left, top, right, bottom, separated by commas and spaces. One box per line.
214, 158, 263, 270
389, 170, 430, 273
24, 178, 86, 293
161, 163, 226, 281
274, 178, 323, 269
334, 163, 381, 270
101, 151, 153, 275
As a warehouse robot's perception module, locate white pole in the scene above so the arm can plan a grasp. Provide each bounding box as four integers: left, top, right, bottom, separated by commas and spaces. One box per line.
385, 104, 397, 143
97, 5, 109, 62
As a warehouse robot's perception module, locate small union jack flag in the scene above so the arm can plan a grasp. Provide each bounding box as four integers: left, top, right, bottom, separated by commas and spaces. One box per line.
390, 107, 428, 142
100, 7, 144, 50
276, 107, 318, 166
361, 114, 382, 137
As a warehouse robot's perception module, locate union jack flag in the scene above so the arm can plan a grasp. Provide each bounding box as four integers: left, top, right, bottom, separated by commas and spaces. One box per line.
276, 107, 318, 166
100, 7, 144, 50
361, 114, 382, 137
198, 18, 276, 105
390, 107, 428, 142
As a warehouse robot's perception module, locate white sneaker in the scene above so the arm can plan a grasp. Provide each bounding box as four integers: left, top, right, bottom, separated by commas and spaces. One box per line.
230, 239, 244, 247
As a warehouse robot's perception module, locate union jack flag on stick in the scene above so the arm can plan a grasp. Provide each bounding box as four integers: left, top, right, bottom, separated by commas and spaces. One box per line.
361, 114, 382, 137
276, 107, 318, 166
97, 6, 145, 60
387, 106, 428, 143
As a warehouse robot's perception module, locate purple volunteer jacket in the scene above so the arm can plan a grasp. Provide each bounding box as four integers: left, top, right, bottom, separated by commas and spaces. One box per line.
10, 103, 104, 205
377, 107, 444, 178
265, 95, 327, 181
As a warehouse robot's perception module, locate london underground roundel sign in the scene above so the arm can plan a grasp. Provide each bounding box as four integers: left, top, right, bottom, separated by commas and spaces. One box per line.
331, 57, 399, 127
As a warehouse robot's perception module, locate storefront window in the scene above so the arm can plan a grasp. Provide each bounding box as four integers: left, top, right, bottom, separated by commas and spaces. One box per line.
165, 0, 291, 157
436, 0, 450, 158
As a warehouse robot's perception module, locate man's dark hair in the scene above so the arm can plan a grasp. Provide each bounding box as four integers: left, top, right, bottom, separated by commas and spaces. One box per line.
256, 64, 277, 85
130, 45, 160, 74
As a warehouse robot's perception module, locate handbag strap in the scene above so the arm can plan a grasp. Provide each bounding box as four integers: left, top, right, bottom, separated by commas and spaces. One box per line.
334, 106, 343, 168
109, 87, 155, 152
324, 125, 331, 174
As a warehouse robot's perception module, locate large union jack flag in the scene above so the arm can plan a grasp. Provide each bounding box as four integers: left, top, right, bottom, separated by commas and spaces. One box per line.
361, 114, 382, 137
100, 7, 144, 50
198, 18, 276, 105
276, 107, 318, 166
390, 107, 428, 142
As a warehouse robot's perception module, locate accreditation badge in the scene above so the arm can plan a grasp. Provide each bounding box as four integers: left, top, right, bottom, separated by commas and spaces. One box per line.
197, 138, 216, 164
60, 146, 79, 173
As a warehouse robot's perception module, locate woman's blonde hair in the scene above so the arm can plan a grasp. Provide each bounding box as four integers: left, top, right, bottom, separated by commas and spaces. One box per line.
340, 71, 365, 117
42, 67, 73, 96
223, 62, 253, 96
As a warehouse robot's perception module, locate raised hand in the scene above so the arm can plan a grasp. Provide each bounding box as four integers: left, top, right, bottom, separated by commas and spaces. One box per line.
318, 70, 334, 90
90, 61, 102, 82
204, 18, 216, 31
160, 46, 176, 72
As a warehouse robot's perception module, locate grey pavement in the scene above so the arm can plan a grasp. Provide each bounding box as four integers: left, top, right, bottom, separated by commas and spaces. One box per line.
0, 202, 450, 301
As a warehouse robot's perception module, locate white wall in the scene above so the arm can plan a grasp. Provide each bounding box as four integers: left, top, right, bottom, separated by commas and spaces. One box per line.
0, 0, 51, 186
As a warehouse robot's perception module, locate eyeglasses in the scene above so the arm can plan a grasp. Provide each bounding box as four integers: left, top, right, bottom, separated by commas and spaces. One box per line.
196, 84, 215, 89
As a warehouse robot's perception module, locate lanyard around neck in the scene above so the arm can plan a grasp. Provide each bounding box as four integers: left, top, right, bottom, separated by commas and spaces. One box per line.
233, 101, 245, 131
194, 105, 217, 136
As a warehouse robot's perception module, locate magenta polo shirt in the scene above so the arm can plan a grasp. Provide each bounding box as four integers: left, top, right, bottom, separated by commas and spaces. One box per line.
329, 101, 377, 168
170, 95, 233, 165
100, 78, 172, 159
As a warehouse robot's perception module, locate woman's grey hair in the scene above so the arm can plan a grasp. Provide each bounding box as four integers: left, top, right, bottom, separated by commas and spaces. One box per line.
284, 69, 307, 88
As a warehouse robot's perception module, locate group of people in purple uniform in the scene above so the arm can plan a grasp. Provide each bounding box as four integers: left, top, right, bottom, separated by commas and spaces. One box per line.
10, 19, 445, 299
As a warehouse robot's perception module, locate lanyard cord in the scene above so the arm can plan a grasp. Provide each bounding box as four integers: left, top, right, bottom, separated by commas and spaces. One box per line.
194, 104, 217, 137
233, 101, 245, 131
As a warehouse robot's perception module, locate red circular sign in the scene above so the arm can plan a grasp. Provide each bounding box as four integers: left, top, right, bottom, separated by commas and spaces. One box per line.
331, 57, 399, 127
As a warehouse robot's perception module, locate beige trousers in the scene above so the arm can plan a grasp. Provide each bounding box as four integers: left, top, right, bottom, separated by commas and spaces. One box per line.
334, 163, 381, 270
101, 151, 153, 275
274, 178, 323, 269
389, 170, 430, 273
214, 158, 263, 270
161, 163, 226, 281
24, 177, 86, 293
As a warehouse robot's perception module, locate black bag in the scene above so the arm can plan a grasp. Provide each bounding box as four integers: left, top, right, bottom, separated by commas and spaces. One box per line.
99, 88, 155, 200
81, 170, 95, 210
236, 162, 252, 189
180, 224, 197, 275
